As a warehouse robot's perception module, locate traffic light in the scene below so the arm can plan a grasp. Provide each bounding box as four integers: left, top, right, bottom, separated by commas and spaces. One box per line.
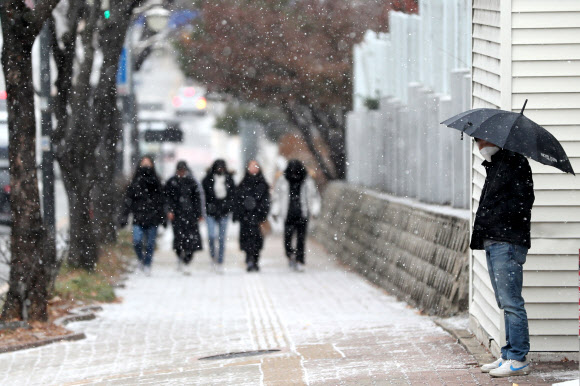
102, 0, 110, 19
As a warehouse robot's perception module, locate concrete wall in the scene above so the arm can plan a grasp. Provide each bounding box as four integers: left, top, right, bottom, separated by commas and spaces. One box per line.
315, 182, 471, 317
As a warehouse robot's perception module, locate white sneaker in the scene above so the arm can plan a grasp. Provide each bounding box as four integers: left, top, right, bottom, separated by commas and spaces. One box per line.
295, 263, 305, 272
143, 266, 152, 276
489, 359, 531, 377
481, 357, 504, 373
289, 258, 296, 270
177, 259, 183, 272
216, 264, 225, 274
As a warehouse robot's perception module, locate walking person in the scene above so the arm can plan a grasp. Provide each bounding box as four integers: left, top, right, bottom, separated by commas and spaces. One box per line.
233, 160, 270, 272
473, 138, 535, 377
120, 156, 166, 276
202, 159, 235, 272
165, 161, 204, 274
271, 159, 321, 272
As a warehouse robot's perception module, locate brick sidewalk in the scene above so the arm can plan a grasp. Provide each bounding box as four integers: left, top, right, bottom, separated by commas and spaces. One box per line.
0, 231, 576, 385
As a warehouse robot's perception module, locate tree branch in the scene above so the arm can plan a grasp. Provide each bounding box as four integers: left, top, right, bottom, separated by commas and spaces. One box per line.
31, 0, 62, 33
282, 100, 335, 180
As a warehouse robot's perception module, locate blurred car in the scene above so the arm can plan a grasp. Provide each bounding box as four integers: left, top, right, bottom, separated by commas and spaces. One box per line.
0, 168, 10, 226
172, 86, 207, 116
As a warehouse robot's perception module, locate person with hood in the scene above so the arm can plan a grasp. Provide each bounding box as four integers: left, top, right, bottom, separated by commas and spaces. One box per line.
202, 159, 235, 270
271, 159, 321, 272
120, 156, 166, 276
473, 138, 535, 378
233, 160, 270, 272
165, 161, 204, 273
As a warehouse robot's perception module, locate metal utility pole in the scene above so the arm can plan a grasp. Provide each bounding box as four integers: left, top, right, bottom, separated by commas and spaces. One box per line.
39, 23, 55, 239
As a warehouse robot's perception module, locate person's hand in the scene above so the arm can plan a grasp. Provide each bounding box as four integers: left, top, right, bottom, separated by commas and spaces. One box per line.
199, 216, 204, 222
167, 212, 175, 222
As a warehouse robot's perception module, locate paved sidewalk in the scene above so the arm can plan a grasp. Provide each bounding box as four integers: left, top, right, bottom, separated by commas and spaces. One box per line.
0, 231, 576, 385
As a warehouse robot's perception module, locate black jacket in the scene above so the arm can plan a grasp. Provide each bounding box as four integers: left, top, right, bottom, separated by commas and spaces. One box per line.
165, 174, 203, 253
471, 149, 535, 250
202, 172, 235, 218
234, 172, 270, 254
165, 175, 203, 219
234, 172, 270, 224
122, 168, 166, 227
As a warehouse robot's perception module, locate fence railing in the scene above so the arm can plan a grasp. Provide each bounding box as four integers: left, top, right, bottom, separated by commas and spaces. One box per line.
347, 0, 472, 209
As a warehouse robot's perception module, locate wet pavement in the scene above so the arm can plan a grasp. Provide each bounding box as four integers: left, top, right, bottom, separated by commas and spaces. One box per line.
0, 230, 577, 385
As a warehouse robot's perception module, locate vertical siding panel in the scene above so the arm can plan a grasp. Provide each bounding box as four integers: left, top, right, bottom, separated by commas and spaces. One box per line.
470, 0, 503, 354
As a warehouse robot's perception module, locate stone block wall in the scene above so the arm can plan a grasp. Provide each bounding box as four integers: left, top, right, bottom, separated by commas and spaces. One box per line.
314, 182, 470, 316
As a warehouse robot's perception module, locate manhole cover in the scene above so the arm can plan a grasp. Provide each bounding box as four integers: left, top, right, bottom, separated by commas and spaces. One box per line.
199, 349, 281, 361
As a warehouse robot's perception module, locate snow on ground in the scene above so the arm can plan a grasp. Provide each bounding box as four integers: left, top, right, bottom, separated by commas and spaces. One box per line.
0, 232, 573, 385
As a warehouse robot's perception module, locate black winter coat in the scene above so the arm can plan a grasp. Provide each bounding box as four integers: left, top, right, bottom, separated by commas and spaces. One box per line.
202, 172, 235, 218
233, 173, 270, 254
471, 149, 535, 250
165, 175, 203, 253
122, 168, 165, 228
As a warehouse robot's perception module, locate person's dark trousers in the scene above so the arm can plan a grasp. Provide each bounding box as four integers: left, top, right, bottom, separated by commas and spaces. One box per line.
284, 218, 308, 264
246, 251, 260, 268
177, 249, 194, 265
133, 225, 158, 267
484, 240, 530, 361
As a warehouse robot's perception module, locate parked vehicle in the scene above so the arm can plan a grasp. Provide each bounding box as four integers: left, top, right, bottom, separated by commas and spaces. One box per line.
172, 86, 207, 116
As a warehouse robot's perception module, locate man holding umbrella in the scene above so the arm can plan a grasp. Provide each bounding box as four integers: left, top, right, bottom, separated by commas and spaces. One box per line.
472, 138, 534, 377
442, 100, 575, 377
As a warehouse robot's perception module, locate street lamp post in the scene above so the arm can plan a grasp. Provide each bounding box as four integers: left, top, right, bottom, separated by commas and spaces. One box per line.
123, 4, 170, 174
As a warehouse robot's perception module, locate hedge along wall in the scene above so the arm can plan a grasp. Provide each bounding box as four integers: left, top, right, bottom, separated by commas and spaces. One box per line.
314, 182, 470, 316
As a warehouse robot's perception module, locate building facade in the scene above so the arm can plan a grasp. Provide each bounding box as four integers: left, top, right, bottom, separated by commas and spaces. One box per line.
470, 0, 580, 358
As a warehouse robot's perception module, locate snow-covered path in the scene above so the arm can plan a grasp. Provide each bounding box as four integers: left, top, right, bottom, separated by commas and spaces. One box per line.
0, 232, 573, 385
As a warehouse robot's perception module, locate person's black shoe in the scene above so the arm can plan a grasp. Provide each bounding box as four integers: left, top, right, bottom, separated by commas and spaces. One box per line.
246, 263, 255, 272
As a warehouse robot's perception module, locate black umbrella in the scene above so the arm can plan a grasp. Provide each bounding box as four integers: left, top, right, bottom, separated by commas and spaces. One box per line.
441, 100, 575, 175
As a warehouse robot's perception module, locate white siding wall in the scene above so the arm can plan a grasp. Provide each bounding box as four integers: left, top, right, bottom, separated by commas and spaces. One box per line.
470, 0, 580, 356
470, 0, 503, 355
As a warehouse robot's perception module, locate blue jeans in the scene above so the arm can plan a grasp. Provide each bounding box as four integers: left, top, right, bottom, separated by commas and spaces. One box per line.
207, 215, 228, 263
484, 240, 529, 361
133, 225, 158, 267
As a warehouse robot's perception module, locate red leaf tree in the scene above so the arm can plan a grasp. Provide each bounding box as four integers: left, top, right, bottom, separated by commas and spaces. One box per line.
176, 0, 417, 179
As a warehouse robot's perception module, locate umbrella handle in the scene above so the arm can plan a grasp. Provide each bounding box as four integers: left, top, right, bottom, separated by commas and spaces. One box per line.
520, 99, 528, 114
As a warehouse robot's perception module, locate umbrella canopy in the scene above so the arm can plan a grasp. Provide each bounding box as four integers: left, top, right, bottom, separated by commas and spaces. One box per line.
441, 100, 575, 175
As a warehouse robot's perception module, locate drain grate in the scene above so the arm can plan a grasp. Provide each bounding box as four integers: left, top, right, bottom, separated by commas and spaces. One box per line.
199, 349, 281, 361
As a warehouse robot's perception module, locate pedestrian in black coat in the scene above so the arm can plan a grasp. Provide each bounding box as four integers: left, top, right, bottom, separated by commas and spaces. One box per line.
471, 139, 535, 376
165, 161, 204, 271
120, 156, 166, 275
202, 159, 236, 267
233, 160, 270, 272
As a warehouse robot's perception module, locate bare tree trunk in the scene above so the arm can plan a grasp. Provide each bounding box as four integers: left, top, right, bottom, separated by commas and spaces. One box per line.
0, 0, 61, 321
308, 105, 347, 180
282, 101, 336, 180
93, 3, 135, 244
64, 177, 98, 269
51, 0, 101, 269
